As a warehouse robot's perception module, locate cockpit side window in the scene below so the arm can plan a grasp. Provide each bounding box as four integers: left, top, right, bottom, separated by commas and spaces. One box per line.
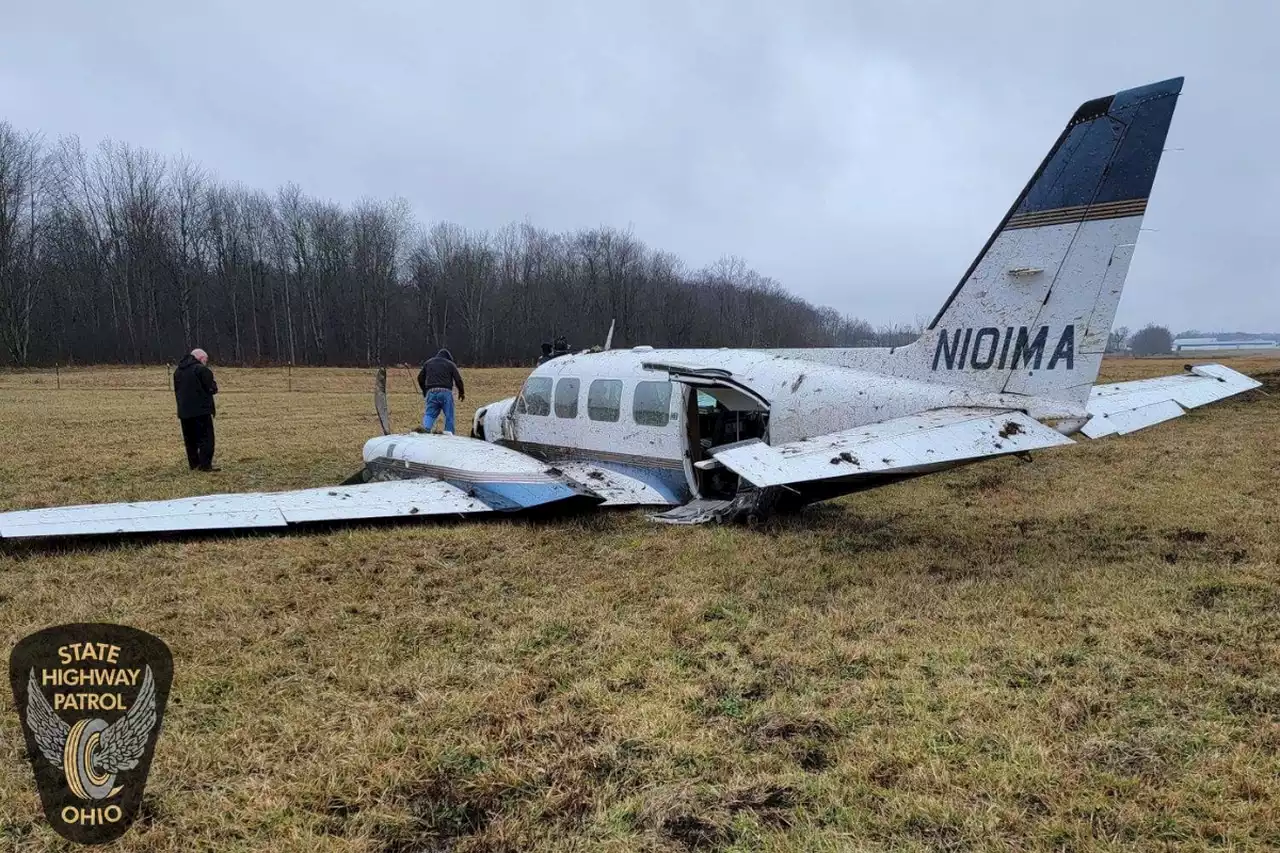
588, 379, 623, 422
517, 376, 552, 416
633, 380, 672, 427
554, 378, 580, 418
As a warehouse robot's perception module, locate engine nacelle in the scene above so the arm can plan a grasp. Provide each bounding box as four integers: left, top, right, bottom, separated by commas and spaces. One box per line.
474, 397, 515, 443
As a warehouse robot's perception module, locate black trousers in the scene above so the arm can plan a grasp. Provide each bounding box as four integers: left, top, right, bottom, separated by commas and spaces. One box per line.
179, 415, 215, 470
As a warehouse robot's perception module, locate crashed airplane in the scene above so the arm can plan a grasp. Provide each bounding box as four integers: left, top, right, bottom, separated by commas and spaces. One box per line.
0, 76, 1261, 540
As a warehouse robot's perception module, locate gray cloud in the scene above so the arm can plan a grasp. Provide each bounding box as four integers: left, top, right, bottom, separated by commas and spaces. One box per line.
3, 0, 1275, 333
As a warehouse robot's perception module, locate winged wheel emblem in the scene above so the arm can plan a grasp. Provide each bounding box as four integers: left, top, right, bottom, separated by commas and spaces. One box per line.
25, 666, 158, 800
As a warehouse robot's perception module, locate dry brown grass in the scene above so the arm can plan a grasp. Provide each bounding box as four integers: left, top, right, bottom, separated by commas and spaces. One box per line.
1, 356, 1278, 852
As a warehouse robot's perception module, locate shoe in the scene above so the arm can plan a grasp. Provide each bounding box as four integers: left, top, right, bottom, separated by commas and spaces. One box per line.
198, 466, 222, 472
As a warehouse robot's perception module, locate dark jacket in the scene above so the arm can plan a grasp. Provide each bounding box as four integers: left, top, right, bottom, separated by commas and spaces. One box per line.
174, 354, 218, 419
417, 349, 465, 398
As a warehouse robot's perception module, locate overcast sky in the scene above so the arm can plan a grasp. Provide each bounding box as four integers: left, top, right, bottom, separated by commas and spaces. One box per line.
2, 1, 1275, 334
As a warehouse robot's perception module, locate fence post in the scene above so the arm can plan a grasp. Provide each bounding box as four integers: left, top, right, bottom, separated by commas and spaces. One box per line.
55, 364, 60, 391
288, 363, 293, 392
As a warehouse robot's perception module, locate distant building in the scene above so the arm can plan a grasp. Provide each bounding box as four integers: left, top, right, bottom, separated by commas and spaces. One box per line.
1172, 337, 1279, 352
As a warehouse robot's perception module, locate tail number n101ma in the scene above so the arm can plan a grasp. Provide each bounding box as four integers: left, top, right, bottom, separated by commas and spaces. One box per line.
932, 325, 1075, 371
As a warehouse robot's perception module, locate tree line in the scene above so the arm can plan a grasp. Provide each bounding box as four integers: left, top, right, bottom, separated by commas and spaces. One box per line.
0, 121, 919, 369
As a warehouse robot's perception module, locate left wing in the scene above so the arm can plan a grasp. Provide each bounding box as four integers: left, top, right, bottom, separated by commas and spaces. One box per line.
1082, 363, 1260, 438
707, 407, 1075, 490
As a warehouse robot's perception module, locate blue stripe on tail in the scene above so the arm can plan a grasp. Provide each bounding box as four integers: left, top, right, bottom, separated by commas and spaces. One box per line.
1013, 77, 1183, 215
927, 76, 1183, 331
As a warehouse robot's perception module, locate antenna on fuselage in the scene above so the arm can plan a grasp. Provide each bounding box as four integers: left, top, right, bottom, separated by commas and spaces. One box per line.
604, 319, 615, 350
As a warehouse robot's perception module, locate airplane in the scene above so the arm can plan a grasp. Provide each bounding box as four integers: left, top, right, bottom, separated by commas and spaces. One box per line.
0, 75, 1262, 540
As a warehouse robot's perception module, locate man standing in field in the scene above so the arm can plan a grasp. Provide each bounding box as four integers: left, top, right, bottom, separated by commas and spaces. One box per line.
173, 347, 219, 471
417, 348, 465, 434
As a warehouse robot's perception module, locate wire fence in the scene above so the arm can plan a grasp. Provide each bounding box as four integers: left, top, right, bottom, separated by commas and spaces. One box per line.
0, 364, 453, 396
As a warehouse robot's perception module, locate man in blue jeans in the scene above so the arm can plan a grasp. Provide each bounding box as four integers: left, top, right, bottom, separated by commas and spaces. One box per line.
416, 348, 466, 434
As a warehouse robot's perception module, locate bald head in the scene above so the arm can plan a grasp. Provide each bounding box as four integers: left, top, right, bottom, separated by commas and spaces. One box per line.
191, 348, 208, 364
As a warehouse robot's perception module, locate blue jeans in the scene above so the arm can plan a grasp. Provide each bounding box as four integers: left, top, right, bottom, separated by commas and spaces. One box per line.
423, 389, 455, 433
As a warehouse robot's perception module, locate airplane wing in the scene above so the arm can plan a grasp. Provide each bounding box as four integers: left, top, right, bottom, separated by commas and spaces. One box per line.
705, 407, 1076, 490
1081, 363, 1261, 438
0, 436, 614, 540
0, 477, 584, 540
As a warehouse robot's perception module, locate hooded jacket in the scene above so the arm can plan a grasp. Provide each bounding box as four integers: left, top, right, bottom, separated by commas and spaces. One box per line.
173, 353, 218, 418
416, 349, 465, 398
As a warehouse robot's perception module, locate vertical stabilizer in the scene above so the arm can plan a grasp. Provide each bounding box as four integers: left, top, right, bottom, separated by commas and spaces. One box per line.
898, 77, 1183, 405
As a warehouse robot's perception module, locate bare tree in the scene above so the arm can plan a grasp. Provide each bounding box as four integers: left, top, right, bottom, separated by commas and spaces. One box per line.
0, 122, 45, 364
2, 117, 912, 368
163, 155, 208, 347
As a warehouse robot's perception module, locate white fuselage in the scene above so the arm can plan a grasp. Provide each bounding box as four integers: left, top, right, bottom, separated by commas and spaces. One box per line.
468, 345, 1090, 504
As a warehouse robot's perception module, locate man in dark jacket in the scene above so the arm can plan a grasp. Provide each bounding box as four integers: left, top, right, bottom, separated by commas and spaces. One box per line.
173, 348, 219, 471
416, 348, 465, 434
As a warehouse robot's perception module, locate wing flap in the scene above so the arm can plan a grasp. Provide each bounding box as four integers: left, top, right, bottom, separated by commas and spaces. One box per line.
0, 479, 493, 540
1082, 399, 1184, 438
1082, 364, 1260, 439
711, 408, 1075, 489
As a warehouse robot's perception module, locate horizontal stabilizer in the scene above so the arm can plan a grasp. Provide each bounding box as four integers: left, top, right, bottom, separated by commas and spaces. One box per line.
1082, 364, 1260, 438
711, 408, 1075, 489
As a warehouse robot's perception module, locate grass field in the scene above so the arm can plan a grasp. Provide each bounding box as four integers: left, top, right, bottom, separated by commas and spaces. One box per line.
1, 356, 1278, 852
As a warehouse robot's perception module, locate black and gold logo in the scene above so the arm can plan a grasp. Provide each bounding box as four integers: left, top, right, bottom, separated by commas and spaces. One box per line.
9, 623, 172, 845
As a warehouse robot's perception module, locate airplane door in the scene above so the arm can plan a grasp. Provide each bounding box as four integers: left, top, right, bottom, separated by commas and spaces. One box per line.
672, 380, 771, 500
680, 385, 703, 498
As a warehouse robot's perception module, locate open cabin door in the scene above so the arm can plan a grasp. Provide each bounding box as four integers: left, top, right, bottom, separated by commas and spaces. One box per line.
653, 366, 770, 499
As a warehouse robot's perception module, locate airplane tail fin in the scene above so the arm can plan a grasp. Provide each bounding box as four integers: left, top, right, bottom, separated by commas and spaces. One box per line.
904, 77, 1183, 406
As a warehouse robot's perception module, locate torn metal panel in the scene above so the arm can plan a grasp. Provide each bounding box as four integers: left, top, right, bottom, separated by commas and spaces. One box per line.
553, 461, 679, 507
710, 408, 1075, 489
650, 498, 736, 525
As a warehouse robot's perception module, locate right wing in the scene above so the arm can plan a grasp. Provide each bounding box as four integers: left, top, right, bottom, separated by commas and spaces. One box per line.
1082, 363, 1261, 438
0, 477, 589, 540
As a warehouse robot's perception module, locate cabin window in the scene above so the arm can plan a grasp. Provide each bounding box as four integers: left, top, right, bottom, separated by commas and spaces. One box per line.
632, 381, 672, 427
587, 379, 623, 422
517, 376, 552, 416
554, 378, 580, 418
